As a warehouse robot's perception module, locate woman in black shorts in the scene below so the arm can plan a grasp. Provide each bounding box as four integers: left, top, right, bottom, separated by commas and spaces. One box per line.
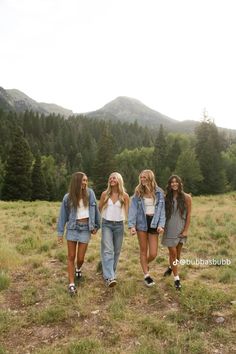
128, 170, 165, 287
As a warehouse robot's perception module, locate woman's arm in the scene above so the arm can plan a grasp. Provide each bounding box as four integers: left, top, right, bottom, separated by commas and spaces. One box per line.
124, 192, 130, 219
98, 191, 106, 212
128, 195, 138, 229
57, 194, 69, 237
182, 193, 192, 236
92, 190, 100, 231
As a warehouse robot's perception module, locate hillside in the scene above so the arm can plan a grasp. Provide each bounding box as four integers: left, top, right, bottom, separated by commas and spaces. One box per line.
0, 195, 235, 353
0, 87, 73, 117
85, 96, 200, 133
1, 86, 236, 135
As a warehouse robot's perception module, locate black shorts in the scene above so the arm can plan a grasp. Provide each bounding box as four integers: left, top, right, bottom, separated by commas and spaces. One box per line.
146, 215, 158, 234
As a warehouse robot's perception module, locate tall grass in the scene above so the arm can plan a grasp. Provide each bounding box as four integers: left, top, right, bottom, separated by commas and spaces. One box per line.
0, 195, 235, 354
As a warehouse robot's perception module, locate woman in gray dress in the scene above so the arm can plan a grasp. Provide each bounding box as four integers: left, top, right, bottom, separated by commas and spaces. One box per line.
162, 175, 192, 290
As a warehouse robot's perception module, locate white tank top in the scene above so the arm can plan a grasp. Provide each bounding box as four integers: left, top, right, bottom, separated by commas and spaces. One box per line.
102, 198, 125, 221
144, 197, 155, 215
76, 199, 89, 220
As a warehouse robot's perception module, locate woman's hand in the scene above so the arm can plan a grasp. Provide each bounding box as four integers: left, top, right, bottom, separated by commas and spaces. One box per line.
57, 236, 63, 246
180, 230, 187, 237
130, 227, 136, 236
157, 226, 164, 235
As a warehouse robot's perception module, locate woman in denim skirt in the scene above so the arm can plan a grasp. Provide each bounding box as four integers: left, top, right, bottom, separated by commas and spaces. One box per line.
128, 170, 165, 287
57, 172, 100, 295
162, 175, 192, 290
99, 172, 129, 287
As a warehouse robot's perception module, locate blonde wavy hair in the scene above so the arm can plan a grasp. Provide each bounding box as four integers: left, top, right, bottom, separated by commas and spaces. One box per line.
102, 172, 126, 209
135, 169, 158, 198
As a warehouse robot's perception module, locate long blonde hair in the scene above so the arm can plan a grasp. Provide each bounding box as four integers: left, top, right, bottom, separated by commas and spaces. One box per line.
68, 172, 88, 209
103, 172, 126, 209
135, 169, 157, 198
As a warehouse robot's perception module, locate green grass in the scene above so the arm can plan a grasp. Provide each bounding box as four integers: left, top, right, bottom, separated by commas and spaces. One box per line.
67, 339, 104, 354
0, 271, 10, 291
179, 281, 231, 319
0, 195, 235, 354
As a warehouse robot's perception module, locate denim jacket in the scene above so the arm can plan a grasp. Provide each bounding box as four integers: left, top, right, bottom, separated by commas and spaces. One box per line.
57, 188, 100, 236
128, 187, 166, 231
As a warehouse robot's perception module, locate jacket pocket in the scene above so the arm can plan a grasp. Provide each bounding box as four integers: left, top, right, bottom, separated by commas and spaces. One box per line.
67, 221, 77, 230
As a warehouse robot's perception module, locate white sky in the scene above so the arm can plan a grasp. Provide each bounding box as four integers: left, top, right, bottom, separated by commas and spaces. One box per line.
1, 0, 236, 129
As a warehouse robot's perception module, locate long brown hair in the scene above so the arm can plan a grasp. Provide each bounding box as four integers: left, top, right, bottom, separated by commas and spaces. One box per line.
165, 175, 186, 220
68, 172, 88, 209
135, 170, 157, 199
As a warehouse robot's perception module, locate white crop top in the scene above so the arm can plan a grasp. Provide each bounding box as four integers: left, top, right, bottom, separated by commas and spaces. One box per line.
102, 198, 125, 221
144, 197, 155, 215
76, 199, 89, 220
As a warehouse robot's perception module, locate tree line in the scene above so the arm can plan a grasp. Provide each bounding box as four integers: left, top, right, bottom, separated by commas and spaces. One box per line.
0, 109, 236, 201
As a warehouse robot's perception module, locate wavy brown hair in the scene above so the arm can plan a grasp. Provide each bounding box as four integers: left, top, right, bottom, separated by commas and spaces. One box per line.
135, 170, 157, 199
68, 172, 88, 210
165, 175, 186, 220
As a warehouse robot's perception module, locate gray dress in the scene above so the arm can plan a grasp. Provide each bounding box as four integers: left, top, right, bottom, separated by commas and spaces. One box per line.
162, 198, 187, 247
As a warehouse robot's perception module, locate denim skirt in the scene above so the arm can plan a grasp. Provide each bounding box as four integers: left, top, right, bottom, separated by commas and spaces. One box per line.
66, 222, 91, 243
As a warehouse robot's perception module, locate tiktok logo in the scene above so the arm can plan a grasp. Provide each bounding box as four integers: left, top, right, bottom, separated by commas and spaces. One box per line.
173, 259, 179, 266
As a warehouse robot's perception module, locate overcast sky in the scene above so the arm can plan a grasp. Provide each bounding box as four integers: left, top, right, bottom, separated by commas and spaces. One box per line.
1, 0, 236, 129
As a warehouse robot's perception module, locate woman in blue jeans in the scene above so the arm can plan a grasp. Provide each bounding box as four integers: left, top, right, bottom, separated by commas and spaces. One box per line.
57, 172, 100, 295
99, 172, 129, 287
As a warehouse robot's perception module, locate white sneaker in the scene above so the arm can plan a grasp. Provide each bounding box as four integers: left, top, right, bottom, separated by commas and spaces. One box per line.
106, 279, 117, 287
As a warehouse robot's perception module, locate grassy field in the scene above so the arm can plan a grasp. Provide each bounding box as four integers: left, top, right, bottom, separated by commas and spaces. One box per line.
0, 194, 236, 354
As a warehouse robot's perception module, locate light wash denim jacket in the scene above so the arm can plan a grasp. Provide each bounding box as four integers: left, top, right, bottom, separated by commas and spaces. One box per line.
128, 187, 166, 231
57, 188, 100, 236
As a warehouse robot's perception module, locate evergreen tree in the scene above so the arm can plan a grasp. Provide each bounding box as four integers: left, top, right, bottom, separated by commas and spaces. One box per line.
31, 154, 48, 200
115, 147, 154, 194
222, 144, 236, 190
93, 127, 115, 196
195, 116, 226, 194
0, 157, 5, 199
41, 155, 57, 201
175, 148, 203, 194
166, 138, 181, 173
2, 129, 32, 200
152, 125, 168, 188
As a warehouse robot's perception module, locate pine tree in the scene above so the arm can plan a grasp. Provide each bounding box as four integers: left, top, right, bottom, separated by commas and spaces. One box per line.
31, 154, 48, 200
93, 126, 115, 196
2, 129, 32, 200
166, 138, 181, 173
0, 157, 5, 199
152, 125, 169, 188
175, 148, 203, 194
195, 116, 226, 194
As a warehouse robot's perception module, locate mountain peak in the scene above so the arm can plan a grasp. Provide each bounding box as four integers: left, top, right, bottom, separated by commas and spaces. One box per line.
93, 96, 176, 127
0, 87, 73, 117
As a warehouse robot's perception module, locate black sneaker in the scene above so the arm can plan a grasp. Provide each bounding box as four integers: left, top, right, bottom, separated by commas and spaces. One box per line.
106, 279, 117, 288
75, 268, 82, 281
163, 267, 172, 277
144, 275, 155, 287
68, 284, 77, 296
174, 279, 181, 291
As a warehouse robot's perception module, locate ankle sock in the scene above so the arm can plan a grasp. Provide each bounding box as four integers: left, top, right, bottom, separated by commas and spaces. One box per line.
144, 273, 150, 279
174, 275, 180, 281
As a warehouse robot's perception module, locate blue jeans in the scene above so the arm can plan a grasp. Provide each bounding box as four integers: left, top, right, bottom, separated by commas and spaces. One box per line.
101, 219, 124, 280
